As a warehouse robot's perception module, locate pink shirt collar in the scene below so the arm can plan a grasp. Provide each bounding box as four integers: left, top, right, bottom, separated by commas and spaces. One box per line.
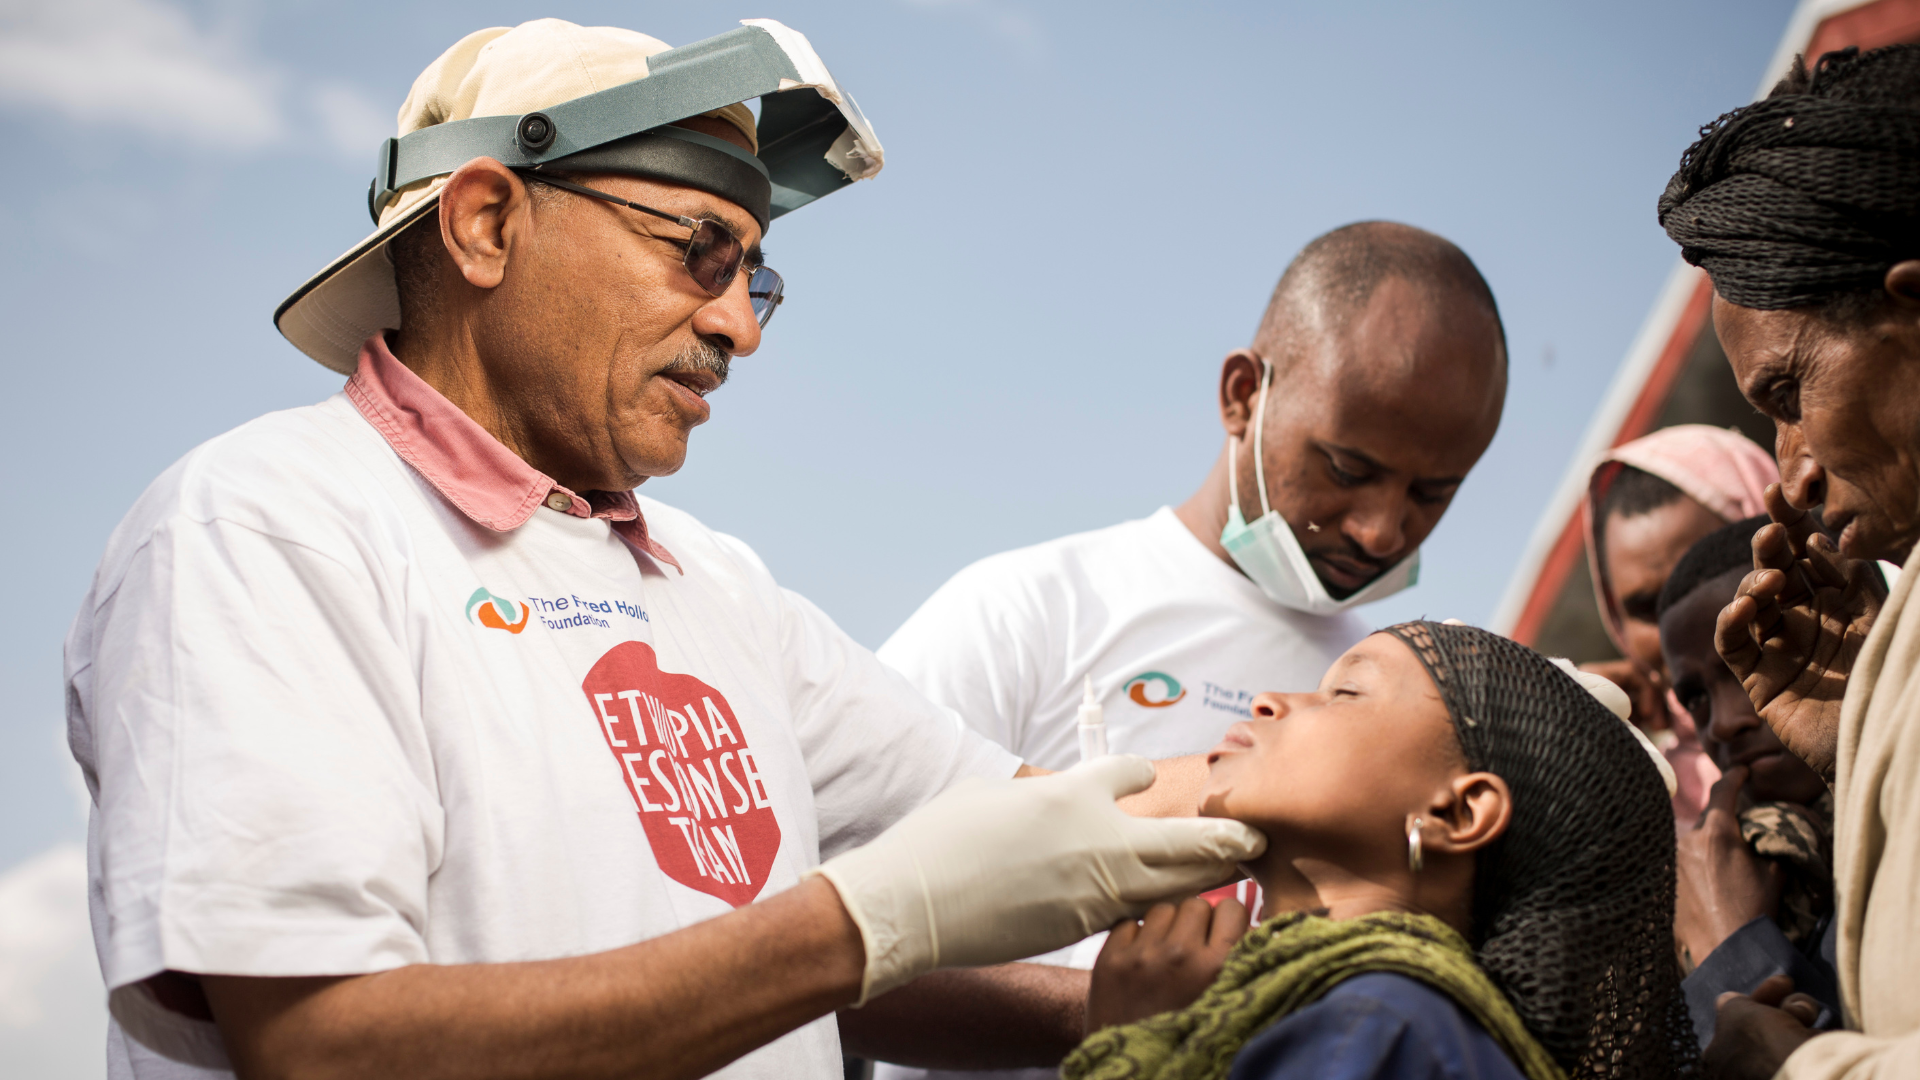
345, 335, 680, 574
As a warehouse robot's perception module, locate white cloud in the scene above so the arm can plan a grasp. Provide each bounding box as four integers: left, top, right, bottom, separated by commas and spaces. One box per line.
0, 843, 105, 1080
312, 81, 392, 163
0, 0, 283, 148
0, 843, 91, 1028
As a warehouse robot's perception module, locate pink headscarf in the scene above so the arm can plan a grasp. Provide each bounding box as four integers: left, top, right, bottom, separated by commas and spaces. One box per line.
1581, 424, 1779, 821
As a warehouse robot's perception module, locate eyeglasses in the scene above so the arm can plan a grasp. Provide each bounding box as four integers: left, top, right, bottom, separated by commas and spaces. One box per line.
519, 171, 785, 328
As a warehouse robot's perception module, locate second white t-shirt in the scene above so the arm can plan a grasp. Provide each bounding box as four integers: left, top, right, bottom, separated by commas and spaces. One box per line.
873, 507, 1369, 1080
878, 506, 1369, 769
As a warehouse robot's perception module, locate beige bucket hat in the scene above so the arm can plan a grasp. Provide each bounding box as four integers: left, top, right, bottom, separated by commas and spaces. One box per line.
275, 18, 883, 373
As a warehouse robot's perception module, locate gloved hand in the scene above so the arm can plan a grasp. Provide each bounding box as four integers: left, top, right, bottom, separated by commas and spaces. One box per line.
808, 755, 1266, 1003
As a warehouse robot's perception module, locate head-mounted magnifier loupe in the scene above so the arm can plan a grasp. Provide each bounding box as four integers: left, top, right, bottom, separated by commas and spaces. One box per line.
275, 19, 883, 373
365, 20, 882, 232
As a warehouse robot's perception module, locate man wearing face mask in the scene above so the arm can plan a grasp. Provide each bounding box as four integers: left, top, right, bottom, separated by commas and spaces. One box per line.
863, 221, 1508, 1080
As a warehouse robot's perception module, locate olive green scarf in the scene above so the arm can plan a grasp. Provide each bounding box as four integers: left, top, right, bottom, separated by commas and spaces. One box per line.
1060, 911, 1565, 1080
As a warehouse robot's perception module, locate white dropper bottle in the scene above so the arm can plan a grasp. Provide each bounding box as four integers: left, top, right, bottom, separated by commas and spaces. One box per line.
1076, 675, 1107, 762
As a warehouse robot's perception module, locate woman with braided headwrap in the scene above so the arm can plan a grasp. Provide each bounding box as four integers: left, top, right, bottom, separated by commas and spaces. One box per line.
1658, 42, 1920, 1080
1059, 621, 1695, 1080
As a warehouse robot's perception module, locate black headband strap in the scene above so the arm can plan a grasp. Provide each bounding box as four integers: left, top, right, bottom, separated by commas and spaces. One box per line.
539, 125, 771, 231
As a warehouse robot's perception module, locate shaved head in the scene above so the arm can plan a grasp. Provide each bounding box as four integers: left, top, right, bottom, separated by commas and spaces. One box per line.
1178, 220, 1508, 601
1254, 220, 1506, 375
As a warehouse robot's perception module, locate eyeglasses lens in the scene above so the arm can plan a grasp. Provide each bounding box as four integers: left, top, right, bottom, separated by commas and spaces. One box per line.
677, 217, 780, 328
683, 220, 743, 297
749, 266, 784, 328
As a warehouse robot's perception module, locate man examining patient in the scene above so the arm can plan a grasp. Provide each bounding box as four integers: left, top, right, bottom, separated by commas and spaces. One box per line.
63, 19, 1261, 1080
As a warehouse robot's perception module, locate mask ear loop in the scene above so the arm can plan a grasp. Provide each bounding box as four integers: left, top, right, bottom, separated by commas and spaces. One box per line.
1227, 426, 1242, 519
1251, 359, 1274, 517
1227, 359, 1275, 519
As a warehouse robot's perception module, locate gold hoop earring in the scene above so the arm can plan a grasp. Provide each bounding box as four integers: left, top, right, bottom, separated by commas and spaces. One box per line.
1407, 817, 1424, 873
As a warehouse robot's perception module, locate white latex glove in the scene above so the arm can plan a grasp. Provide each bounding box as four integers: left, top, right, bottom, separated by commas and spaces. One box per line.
809, 755, 1266, 1003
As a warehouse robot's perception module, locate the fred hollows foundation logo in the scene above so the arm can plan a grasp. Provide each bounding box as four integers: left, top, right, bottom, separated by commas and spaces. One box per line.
466, 587, 530, 634
1124, 671, 1187, 708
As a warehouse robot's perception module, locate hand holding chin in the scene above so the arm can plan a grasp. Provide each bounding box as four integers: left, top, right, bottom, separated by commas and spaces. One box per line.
1087, 896, 1250, 1032
1714, 485, 1883, 783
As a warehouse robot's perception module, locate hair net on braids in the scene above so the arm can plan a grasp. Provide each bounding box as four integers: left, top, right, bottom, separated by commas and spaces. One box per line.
1658, 44, 1920, 311
1381, 622, 1697, 1079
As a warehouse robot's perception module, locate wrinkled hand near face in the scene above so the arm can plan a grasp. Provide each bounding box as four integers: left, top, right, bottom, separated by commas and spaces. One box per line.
1713, 486, 1884, 784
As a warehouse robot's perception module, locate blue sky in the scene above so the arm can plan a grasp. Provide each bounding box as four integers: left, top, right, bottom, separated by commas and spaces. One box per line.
0, 0, 1793, 1072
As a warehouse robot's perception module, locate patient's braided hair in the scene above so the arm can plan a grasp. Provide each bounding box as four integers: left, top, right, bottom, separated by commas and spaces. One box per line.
1382, 622, 1696, 1079
1658, 44, 1920, 315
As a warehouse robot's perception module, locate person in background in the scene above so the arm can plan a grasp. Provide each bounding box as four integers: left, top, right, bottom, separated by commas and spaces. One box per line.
1580, 423, 1778, 819
1657, 42, 1920, 1079
1657, 515, 1840, 1049
864, 222, 1508, 1080
1063, 622, 1695, 1080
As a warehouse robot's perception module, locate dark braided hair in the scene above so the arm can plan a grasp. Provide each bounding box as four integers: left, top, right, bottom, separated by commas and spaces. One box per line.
1382, 622, 1697, 1079
1597, 464, 1686, 522
1590, 466, 1689, 603
1659, 44, 1920, 315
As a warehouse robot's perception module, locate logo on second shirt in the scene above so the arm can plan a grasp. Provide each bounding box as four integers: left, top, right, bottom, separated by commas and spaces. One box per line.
1124, 671, 1187, 708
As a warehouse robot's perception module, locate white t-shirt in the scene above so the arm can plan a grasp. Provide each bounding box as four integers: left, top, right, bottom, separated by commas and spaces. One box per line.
65, 343, 1019, 1080
873, 507, 1367, 1080
878, 507, 1368, 767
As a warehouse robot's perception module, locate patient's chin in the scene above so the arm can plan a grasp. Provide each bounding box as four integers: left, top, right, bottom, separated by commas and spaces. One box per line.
1198, 788, 1234, 819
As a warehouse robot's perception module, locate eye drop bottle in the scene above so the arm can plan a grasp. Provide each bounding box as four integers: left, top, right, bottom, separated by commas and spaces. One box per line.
1076, 675, 1107, 762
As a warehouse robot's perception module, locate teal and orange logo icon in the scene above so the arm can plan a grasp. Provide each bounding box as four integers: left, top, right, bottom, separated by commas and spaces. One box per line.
1124, 671, 1186, 708
466, 587, 530, 634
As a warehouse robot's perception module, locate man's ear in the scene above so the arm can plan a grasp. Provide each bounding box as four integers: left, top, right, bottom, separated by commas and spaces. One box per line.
1219, 349, 1264, 440
1427, 772, 1511, 856
437, 157, 532, 292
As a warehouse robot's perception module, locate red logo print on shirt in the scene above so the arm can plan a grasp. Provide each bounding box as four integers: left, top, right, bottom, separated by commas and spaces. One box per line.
581, 642, 781, 907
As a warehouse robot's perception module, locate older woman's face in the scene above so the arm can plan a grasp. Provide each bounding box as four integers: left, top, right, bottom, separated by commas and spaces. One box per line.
1715, 291, 1920, 563
1200, 634, 1462, 876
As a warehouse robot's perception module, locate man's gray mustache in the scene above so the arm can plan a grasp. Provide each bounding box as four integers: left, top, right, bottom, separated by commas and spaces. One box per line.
661, 340, 731, 392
